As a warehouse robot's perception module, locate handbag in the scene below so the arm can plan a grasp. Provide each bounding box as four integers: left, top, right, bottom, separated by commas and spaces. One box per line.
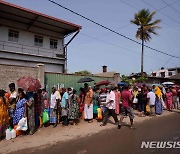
146, 105, 150, 113
97, 108, 102, 120
42, 109, 50, 124
16, 117, 28, 131
133, 98, 138, 104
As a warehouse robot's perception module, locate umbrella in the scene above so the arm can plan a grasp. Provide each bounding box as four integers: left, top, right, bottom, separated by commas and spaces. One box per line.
17, 76, 41, 92
136, 83, 146, 87
118, 82, 128, 86
95, 80, 110, 87
77, 77, 94, 83
162, 82, 174, 85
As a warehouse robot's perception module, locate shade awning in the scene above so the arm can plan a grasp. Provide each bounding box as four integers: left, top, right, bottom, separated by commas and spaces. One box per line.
0, 1, 82, 36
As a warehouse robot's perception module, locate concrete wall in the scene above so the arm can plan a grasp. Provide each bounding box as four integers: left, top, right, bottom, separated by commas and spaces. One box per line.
0, 64, 44, 92
0, 26, 64, 57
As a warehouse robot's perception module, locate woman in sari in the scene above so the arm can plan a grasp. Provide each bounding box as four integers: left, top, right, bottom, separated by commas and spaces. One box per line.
154, 86, 163, 115
79, 88, 85, 119
68, 90, 79, 125
0, 90, 9, 140
13, 91, 27, 126
165, 88, 173, 111
26, 92, 35, 135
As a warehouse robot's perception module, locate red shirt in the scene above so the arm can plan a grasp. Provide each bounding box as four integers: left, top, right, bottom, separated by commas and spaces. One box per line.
121, 90, 132, 107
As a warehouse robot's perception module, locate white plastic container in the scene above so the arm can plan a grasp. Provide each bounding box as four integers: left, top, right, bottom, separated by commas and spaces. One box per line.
11, 129, 16, 139
6, 129, 12, 140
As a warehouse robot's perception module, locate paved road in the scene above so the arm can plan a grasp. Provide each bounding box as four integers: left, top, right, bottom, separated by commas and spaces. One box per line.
15, 112, 180, 154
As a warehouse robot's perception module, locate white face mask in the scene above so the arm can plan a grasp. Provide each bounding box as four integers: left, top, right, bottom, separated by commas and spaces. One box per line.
107, 89, 110, 93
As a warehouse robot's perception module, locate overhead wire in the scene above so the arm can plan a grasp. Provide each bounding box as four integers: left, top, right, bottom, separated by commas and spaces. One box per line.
141, 0, 180, 25
48, 0, 180, 59
161, 0, 180, 14
119, 0, 180, 32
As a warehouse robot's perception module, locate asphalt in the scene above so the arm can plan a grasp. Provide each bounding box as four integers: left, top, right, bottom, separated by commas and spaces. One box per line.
13, 112, 180, 154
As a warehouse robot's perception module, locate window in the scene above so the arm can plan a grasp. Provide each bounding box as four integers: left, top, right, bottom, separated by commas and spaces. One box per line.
50, 39, 57, 49
8, 30, 19, 42
168, 72, 172, 76
161, 72, 165, 78
152, 73, 156, 77
34, 35, 43, 47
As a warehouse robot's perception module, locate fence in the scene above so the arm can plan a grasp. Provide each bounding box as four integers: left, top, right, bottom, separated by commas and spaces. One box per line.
45, 72, 113, 93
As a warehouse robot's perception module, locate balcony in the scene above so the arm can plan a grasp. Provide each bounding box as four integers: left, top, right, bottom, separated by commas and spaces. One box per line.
0, 40, 65, 59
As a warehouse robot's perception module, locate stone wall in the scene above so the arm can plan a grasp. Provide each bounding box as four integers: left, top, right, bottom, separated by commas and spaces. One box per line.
0, 64, 44, 92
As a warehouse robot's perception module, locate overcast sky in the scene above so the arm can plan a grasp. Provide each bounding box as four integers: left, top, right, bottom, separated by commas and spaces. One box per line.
4, 0, 180, 75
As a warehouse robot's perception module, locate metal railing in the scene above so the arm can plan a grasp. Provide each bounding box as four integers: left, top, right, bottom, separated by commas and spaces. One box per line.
0, 40, 65, 59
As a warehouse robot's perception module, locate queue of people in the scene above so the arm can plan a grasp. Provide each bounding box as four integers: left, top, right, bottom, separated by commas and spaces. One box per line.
0, 82, 180, 141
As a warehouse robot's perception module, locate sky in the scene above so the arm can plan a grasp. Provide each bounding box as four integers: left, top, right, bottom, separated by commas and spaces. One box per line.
4, 0, 180, 75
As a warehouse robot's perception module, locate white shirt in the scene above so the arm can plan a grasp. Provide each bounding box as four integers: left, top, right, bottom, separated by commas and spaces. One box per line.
50, 92, 59, 109
55, 90, 61, 100
10, 91, 17, 99
147, 91, 156, 106
106, 91, 116, 109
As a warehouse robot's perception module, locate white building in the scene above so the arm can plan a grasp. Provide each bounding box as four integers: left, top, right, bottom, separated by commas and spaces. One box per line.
151, 67, 180, 78
0, 1, 81, 73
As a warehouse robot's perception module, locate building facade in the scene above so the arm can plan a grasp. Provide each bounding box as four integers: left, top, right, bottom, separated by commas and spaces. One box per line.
0, 1, 81, 73
151, 67, 180, 78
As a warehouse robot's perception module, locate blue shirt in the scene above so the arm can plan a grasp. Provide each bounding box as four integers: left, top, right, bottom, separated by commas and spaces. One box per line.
61, 92, 69, 108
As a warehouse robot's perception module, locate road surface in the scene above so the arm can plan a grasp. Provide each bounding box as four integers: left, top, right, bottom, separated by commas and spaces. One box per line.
14, 112, 180, 154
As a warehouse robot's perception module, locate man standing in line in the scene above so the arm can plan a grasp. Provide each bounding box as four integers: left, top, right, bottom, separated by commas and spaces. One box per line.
119, 85, 134, 129
61, 88, 70, 126
50, 87, 59, 128
8, 83, 18, 128
147, 87, 156, 116
100, 86, 119, 127
84, 85, 94, 123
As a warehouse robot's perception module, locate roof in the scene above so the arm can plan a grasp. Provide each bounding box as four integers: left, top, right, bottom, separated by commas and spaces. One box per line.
0, 0, 81, 35
94, 72, 116, 78
168, 67, 180, 71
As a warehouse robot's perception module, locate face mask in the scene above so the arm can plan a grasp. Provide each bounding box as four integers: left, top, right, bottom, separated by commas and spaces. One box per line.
107, 89, 110, 93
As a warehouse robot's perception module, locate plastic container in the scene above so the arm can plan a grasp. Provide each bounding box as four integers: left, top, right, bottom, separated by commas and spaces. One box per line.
11, 129, 16, 139
6, 129, 12, 140
14, 125, 22, 136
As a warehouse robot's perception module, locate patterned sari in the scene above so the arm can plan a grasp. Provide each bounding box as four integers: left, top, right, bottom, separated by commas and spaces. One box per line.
13, 98, 27, 125
0, 97, 9, 138
68, 95, 79, 120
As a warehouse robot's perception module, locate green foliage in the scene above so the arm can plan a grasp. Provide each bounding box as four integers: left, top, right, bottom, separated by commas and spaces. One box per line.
130, 9, 161, 42
133, 77, 147, 84
75, 70, 92, 75
121, 75, 132, 84
121, 75, 147, 85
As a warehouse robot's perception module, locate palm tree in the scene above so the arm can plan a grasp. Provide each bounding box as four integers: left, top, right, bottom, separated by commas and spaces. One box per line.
130, 9, 161, 76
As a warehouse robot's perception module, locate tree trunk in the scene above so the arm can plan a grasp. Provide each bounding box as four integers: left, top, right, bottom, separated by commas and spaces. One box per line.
141, 30, 144, 77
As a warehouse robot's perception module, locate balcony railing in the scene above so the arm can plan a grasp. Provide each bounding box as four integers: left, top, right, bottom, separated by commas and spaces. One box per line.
0, 40, 65, 59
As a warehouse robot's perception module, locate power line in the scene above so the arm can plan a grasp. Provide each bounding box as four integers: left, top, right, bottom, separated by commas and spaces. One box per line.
78, 33, 180, 66
141, 0, 180, 25
48, 0, 180, 59
161, 0, 180, 14
71, 23, 131, 46
119, 0, 180, 32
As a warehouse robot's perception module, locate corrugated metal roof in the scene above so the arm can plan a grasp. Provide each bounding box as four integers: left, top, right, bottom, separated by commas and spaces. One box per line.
0, 0, 81, 35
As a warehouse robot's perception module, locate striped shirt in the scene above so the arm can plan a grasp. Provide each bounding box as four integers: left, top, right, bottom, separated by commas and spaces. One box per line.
100, 93, 107, 105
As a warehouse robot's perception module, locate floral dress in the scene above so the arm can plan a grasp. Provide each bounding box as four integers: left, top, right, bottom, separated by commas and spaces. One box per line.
27, 97, 35, 134
68, 95, 79, 120
13, 98, 27, 125
0, 97, 9, 138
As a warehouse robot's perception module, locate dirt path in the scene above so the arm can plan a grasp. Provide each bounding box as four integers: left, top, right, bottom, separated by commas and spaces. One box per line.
0, 110, 175, 154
